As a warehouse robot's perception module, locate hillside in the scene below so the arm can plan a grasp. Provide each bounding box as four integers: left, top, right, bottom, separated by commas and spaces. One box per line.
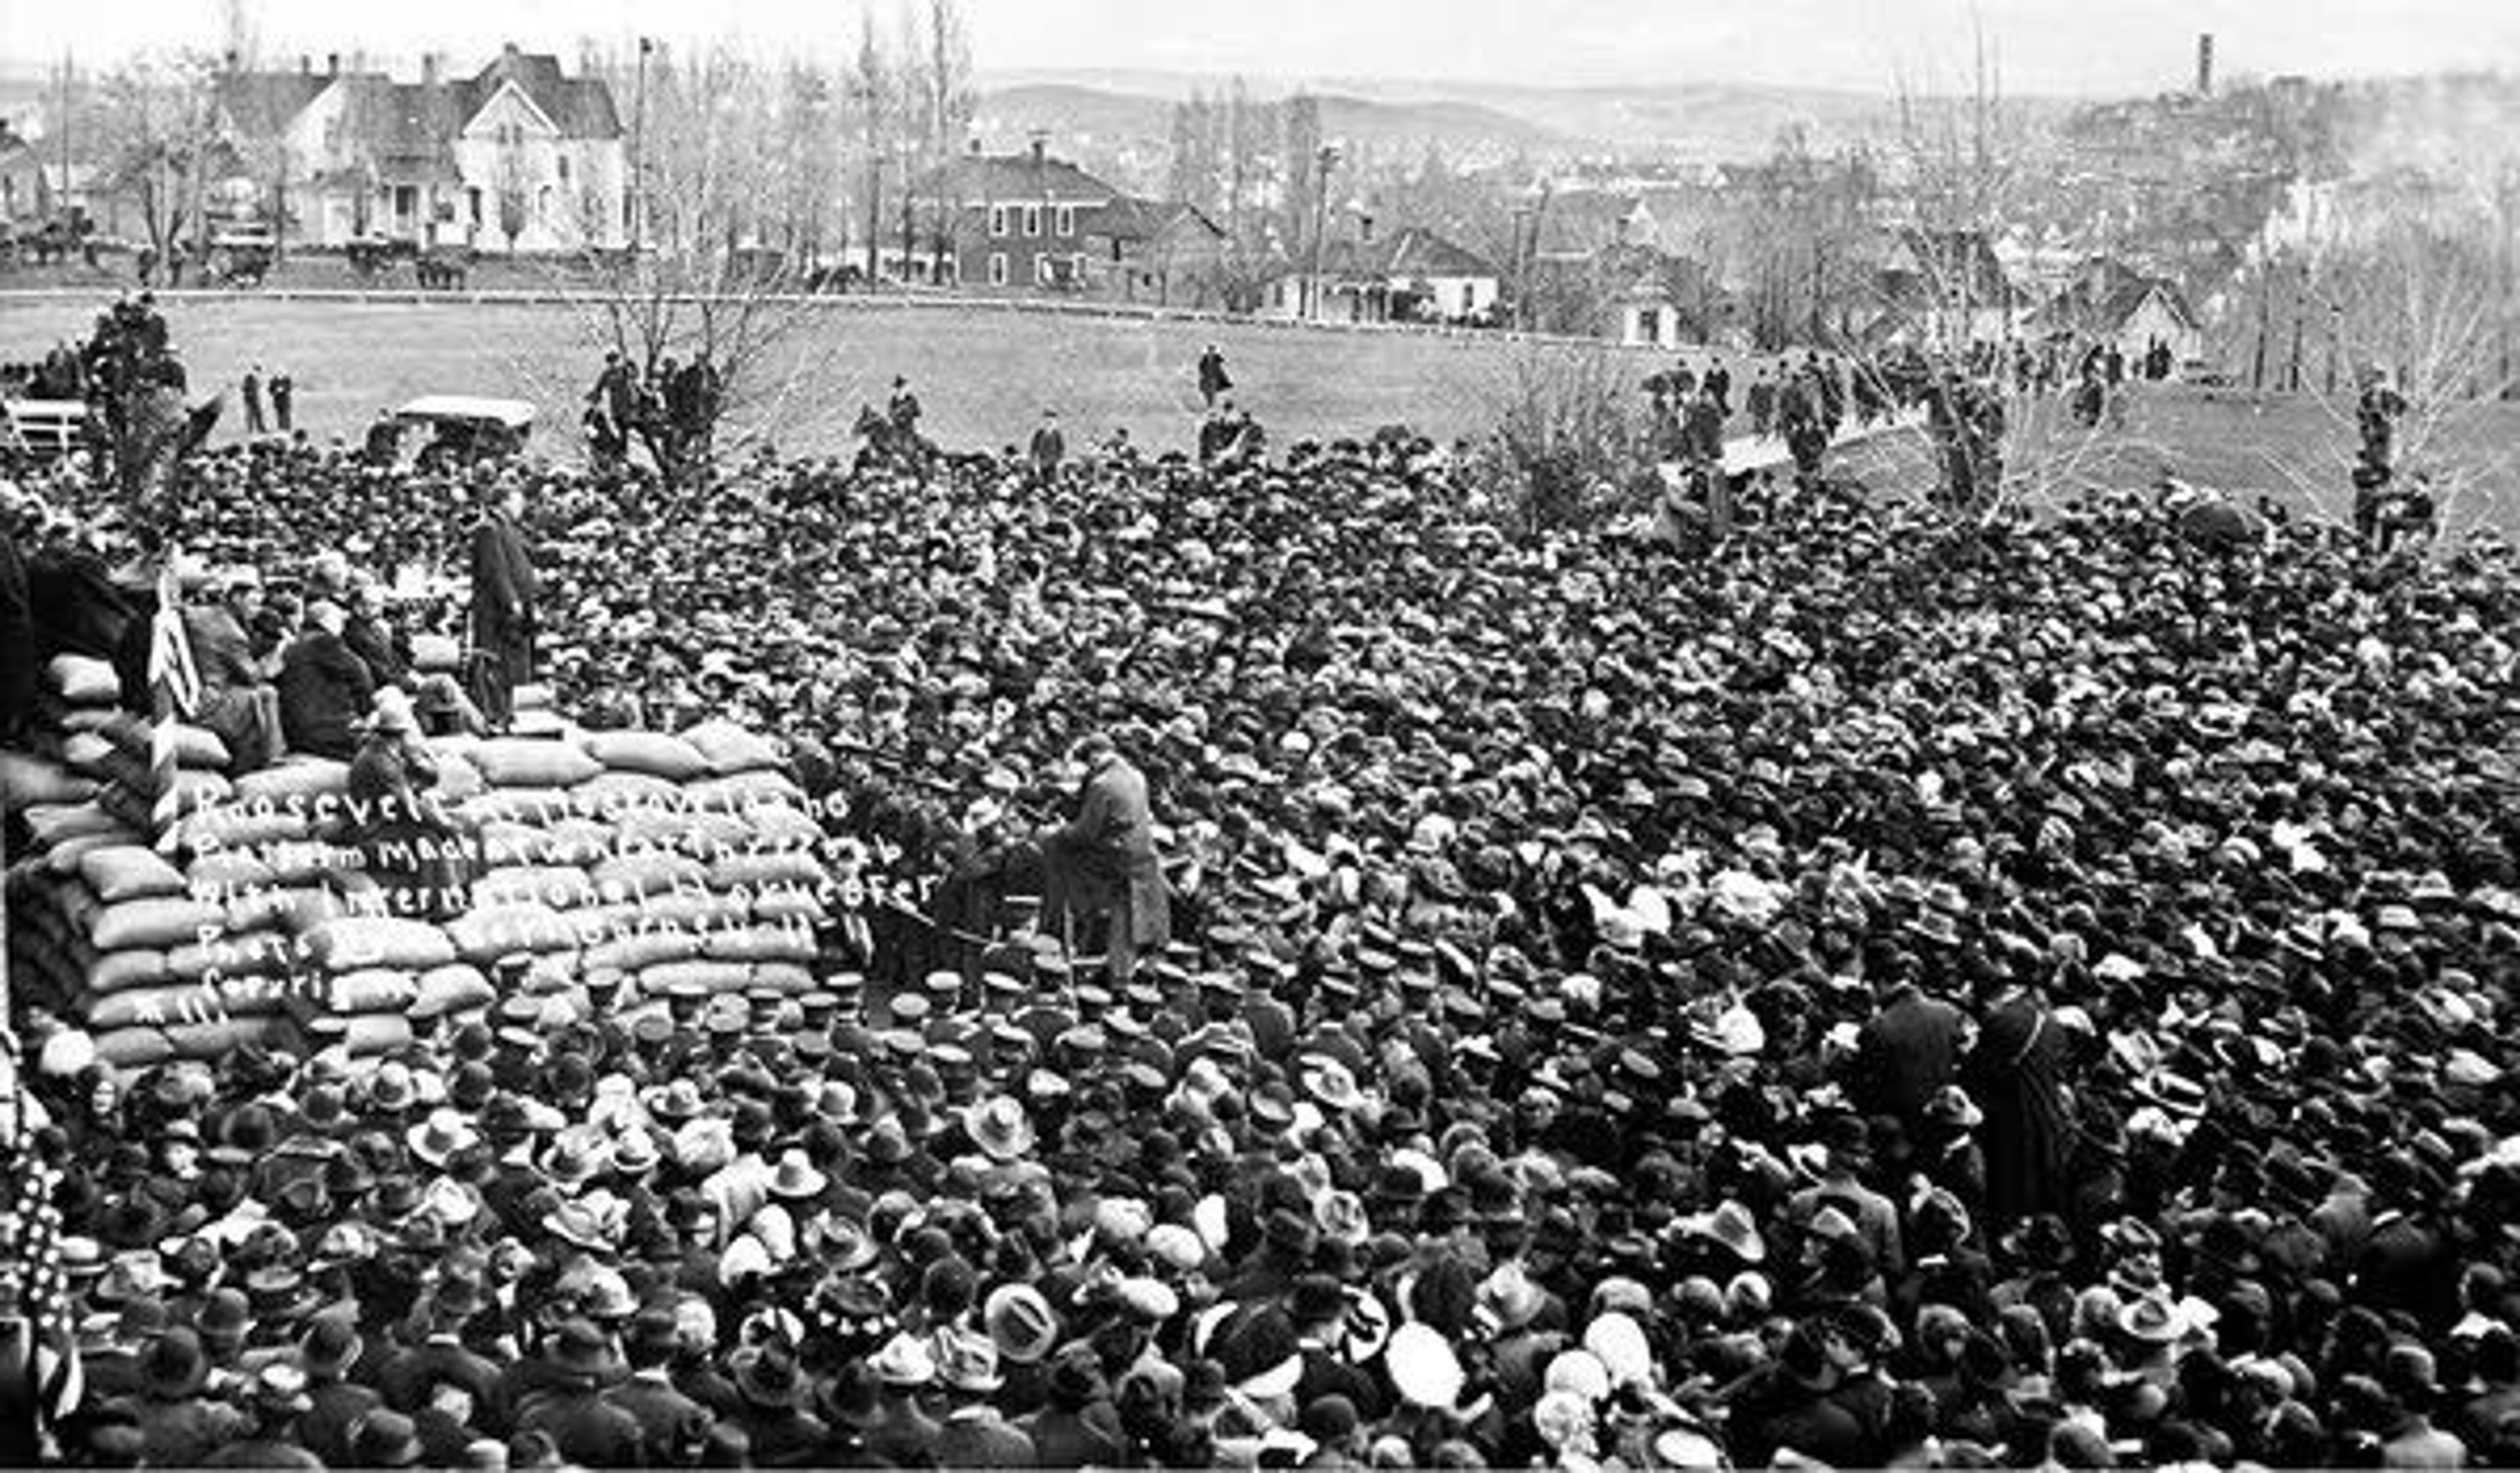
977, 83, 1572, 160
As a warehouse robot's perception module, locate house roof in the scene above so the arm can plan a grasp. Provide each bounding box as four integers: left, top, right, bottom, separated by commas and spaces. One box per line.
1373, 225, 1498, 280
1089, 196, 1222, 244
2030, 260, 2198, 335
213, 71, 331, 139
937, 150, 1120, 203
469, 47, 621, 139
213, 45, 621, 161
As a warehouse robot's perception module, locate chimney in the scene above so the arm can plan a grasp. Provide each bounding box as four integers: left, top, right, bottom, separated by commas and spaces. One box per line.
1359, 213, 1375, 245
967, 138, 982, 156
299, 54, 312, 75
504, 42, 522, 62
326, 53, 339, 76
421, 53, 440, 87
2196, 33, 2214, 96
222, 49, 240, 74
1030, 136, 1047, 167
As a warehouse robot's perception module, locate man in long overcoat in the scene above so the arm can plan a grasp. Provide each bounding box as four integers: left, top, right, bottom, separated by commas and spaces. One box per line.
1040, 732, 1170, 985
467, 480, 537, 731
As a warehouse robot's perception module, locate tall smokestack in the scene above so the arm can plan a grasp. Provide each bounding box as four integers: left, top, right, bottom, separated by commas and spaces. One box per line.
2196, 33, 2215, 97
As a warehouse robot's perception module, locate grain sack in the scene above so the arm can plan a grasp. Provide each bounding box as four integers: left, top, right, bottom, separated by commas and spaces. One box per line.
448, 902, 577, 962
539, 819, 617, 867
329, 1013, 413, 1057
88, 984, 268, 1032
80, 845, 190, 904
413, 963, 494, 1019
637, 959, 753, 997
60, 732, 117, 777
638, 890, 750, 932
43, 832, 135, 878
93, 1027, 177, 1070
162, 1018, 278, 1063
702, 924, 818, 965
583, 730, 710, 782
751, 962, 816, 997
91, 897, 225, 952
432, 754, 486, 803
223, 886, 336, 937
233, 758, 350, 805
708, 851, 828, 893
24, 802, 125, 849
166, 933, 295, 985
752, 886, 830, 926
474, 865, 598, 911
585, 928, 704, 974
178, 805, 314, 853
747, 806, 828, 851
3, 753, 100, 813
90, 949, 174, 995
187, 849, 279, 896
681, 719, 782, 776
49, 654, 119, 706
328, 968, 419, 1014
169, 770, 235, 810
579, 771, 684, 813
684, 769, 808, 816
677, 813, 768, 862
308, 915, 457, 973
591, 851, 709, 901
470, 738, 603, 790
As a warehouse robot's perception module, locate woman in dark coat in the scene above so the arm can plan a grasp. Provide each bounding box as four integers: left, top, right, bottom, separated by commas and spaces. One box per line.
1964, 979, 2070, 1231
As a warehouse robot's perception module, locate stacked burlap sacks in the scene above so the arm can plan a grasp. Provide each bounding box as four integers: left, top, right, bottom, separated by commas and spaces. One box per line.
453, 717, 830, 1033
8, 708, 827, 1075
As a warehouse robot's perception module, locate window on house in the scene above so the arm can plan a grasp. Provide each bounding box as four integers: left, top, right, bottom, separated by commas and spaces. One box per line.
468, 187, 482, 226
1055, 204, 1074, 237
988, 252, 1007, 287
1074, 253, 1088, 281
557, 156, 570, 184
394, 185, 417, 217
1034, 255, 1051, 286
537, 185, 552, 219
990, 205, 1009, 237
1023, 203, 1042, 237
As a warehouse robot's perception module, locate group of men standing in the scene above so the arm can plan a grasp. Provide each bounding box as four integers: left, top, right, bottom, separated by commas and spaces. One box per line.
583, 351, 723, 474
238, 364, 296, 437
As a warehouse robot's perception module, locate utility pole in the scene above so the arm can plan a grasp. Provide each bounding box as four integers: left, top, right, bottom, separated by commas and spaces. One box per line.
56, 52, 72, 228
2288, 276, 2307, 393
1309, 142, 1338, 322
631, 37, 652, 251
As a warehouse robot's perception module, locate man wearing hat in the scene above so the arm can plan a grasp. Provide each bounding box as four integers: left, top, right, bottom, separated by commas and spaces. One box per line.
467, 477, 539, 731
201, 1361, 325, 1468
276, 595, 376, 760
604, 1308, 717, 1467
933, 1327, 1033, 1467
121, 1328, 249, 1466
1040, 731, 1171, 987
376, 1280, 501, 1432
292, 1316, 381, 1469
512, 1319, 640, 1467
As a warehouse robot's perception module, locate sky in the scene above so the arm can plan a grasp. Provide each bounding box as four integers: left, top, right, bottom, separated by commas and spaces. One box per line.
4, 0, 2513, 96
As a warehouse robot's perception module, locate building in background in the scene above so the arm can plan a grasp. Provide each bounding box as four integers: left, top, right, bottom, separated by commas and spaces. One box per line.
209, 44, 625, 251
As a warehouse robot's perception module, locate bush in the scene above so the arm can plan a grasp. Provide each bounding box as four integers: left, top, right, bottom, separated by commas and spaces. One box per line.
1484, 345, 1648, 535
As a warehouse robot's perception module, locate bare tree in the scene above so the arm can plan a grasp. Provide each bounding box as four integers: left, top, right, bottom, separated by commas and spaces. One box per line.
919, 0, 976, 284
849, 8, 896, 283
93, 52, 220, 283
558, 41, 838, 480
495, 125, 532, 253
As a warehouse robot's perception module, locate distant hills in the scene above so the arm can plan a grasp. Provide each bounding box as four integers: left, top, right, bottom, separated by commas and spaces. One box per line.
973, 70, 1992, 166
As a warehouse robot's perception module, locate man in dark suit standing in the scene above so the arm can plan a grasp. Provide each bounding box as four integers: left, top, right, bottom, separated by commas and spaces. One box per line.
1197, 345, 1232, 408
466, 479, 537, 731
1851, 976, 1967, 1126
1028, 409, 1065, 489
1040, 731, 1170, 986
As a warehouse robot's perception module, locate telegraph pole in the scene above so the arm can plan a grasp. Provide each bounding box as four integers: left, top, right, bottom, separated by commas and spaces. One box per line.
631, 37, 652, 251
1309, 142, 1338, 322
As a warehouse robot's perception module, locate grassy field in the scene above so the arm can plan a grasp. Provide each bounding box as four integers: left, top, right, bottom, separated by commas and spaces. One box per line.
0, 292, 1650, 461
6, 291, 2515, 530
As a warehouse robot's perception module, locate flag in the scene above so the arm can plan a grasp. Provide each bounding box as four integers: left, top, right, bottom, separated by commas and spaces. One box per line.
144, 552, 199, 846
0, 1136, 80, 1460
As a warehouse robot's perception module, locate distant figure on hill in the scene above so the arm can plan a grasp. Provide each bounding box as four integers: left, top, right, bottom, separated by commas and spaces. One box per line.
1028, 410, 1065, 488
268, 370, 294, 433
1196, 345, 1232, 410
242, 364, 266, 437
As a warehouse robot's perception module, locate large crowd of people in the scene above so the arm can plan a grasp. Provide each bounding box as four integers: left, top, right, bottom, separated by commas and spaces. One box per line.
4, 331, 2519, 1472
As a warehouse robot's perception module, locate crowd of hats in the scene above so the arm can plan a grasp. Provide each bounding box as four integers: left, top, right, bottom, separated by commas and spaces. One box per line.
7, 423, 2520, 1470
